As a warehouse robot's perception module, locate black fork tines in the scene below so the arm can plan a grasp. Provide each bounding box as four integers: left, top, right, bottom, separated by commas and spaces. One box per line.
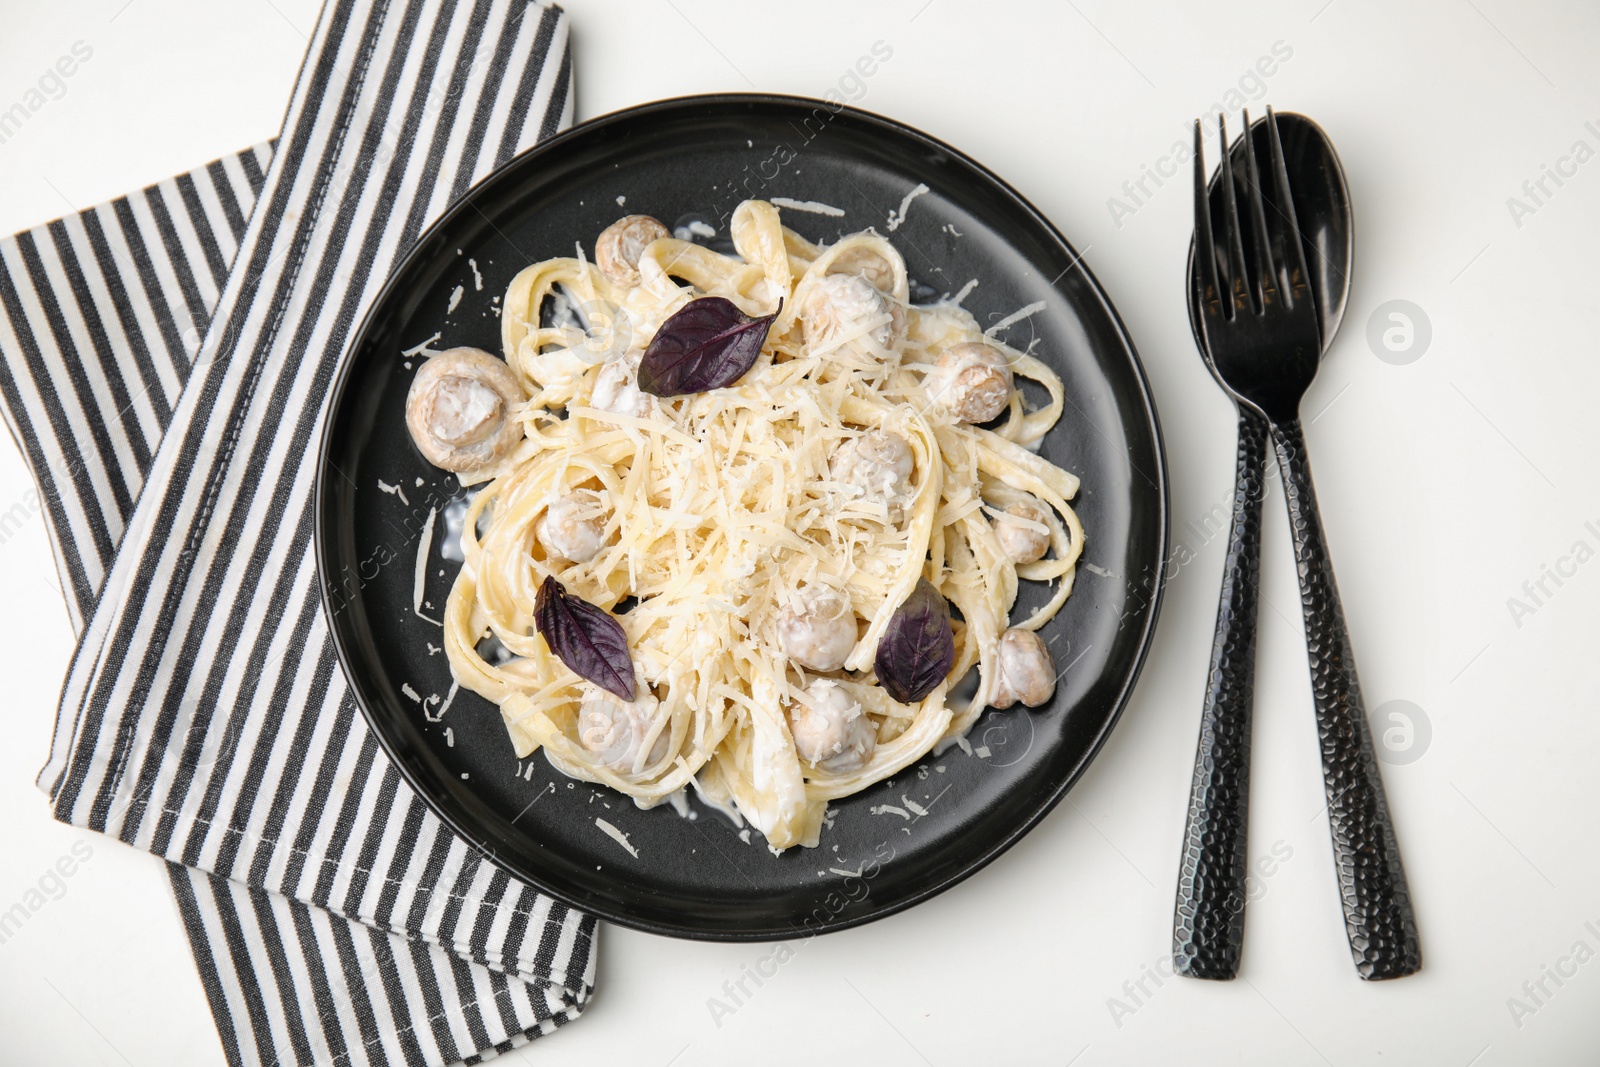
1191, 118, 1219, 319
1216, 113, 1252, 318
1193, 108, 1313, 324
1265, 105, 1313, 312
1240, 109, 1277, 308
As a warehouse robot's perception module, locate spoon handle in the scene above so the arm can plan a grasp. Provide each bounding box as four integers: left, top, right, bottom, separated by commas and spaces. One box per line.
1172, 408, 1269, 980
1270, 417, 1422, 980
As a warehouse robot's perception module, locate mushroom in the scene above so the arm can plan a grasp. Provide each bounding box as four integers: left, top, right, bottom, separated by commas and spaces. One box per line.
926, 342, 1014, 423
596, 215, 670, 289
801, 272, 902, 353
827, 245, 897, 294
989, 628, 1056, 709
405, 347, 526, 472
992, 495, 1052, 564
590, 352, 655, 419
786, 679, 876, 773
828, 430, 915, 524
535, 491, 608, 563
577, 686, 669, 774
777, 588, 857, 671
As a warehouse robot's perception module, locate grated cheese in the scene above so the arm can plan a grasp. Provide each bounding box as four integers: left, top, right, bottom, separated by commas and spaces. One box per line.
401, 333, 444, 359
595, 818, 639, 858
770, 197, 845, 217
886, 183, 929, 232
412, 507, 442, 627
984, 300, 1047, 339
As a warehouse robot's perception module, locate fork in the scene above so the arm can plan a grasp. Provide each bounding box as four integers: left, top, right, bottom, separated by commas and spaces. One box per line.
1182, 108, 1421, 980
1172, 113, 1275, 982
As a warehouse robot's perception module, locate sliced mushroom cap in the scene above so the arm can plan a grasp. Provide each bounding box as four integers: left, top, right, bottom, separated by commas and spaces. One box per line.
596, 215, 670, 289
577, 687, 669, 774
801, 272, 901, 353
405, 347, 526, 472
535, 492, 608, 563
989, 628, 1055, 709
993, 496, 1051, 564
827, 245, 897, 294
829, 430, 915, 524
777, 588, 857, 672
927, 342, 1015, 424
787, 679, 876, 773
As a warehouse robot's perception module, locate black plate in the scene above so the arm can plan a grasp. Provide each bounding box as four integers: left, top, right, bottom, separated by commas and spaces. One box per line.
315, 94, 1168, 940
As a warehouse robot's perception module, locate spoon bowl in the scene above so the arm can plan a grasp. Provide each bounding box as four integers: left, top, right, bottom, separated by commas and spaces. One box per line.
1187, 111, 1353, 356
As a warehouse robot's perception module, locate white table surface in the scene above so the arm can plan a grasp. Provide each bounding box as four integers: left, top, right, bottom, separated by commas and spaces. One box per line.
3, 1, 1599, 1063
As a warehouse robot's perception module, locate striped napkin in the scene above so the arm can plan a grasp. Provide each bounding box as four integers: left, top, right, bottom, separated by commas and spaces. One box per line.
0, 3, 596, 1065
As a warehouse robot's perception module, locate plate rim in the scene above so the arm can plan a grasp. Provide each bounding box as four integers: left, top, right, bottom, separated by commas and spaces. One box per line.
313, 91, 1171, 941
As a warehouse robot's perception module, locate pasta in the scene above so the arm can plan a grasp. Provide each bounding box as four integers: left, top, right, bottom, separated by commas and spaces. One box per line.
427, 199, 1085, 850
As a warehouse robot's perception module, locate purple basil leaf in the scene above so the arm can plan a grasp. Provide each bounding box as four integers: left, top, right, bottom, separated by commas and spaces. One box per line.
637, 296, 780, 397
534, 577, 637, 701
873, 578, 956, 704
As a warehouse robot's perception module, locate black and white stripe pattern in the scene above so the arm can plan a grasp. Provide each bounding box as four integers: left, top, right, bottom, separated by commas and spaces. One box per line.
169, 863, 588, 1066
0, 3, 592, 1065
0, 142, 272, 634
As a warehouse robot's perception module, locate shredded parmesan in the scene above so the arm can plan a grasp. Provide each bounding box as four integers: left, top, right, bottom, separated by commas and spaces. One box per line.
886, 183, 929, 232
985, 300, 1047, 338
770, 197, 845, 217
674, 219, 717, 241
401, 333, 444, 359
595, 818, 639, 858
427, 681, 458, 723
413, 507, 442, 626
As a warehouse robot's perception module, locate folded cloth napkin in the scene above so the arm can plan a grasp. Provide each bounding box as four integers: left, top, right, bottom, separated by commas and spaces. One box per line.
0, 3, 596, 1065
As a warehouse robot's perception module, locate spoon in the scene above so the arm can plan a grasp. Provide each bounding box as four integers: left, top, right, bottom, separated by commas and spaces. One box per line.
1172, 111, 1352, 980
1191, 111, 1352, 374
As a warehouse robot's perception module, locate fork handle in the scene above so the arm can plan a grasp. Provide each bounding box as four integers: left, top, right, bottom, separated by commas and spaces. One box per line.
1270, 417, 1422, 980
1172, 408, 1269, 980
